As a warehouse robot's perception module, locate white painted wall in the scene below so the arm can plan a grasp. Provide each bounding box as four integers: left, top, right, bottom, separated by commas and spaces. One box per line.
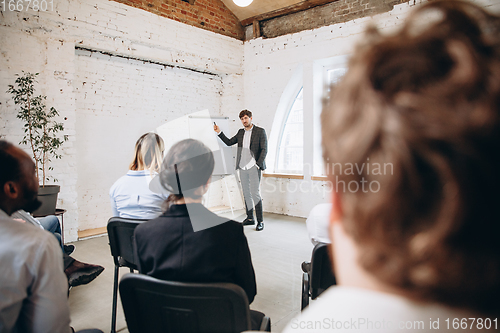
0, 0, 244, 240
1, 0, 498, 239
243, 0, 500, 218
74, 50, 229, 229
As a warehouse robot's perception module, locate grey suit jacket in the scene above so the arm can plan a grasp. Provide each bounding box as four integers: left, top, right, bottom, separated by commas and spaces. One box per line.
218, 125, 268, 170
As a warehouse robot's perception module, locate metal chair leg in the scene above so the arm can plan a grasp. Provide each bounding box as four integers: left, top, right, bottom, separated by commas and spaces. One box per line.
301, 272, 310, 311
111, 265, 119, 333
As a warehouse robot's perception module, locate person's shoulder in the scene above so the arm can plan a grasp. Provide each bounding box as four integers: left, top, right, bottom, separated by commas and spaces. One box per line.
0, 216, 60, 253
254, 126, 266, 135
213, 218, 244, 234
0, 215, 46, 235
193, 207, 243, 233
135, 215, 164, 232
221, 218, 243, 229
309, 203, 332, 217
110, 173, 130, 193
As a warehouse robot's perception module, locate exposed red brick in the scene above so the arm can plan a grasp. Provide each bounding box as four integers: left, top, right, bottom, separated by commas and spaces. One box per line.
111, 0, 244, 40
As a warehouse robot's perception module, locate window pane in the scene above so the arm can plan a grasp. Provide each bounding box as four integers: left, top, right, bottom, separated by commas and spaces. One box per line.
314, 67, 347, 176
277, 88, 303, 173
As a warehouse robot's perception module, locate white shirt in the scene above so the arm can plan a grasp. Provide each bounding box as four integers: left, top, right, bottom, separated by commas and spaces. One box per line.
283, 286, 480, 333
12, 210, 43, 229
306, 203, 332, 245
240, 125, 257, 170
0, 209, 71, 333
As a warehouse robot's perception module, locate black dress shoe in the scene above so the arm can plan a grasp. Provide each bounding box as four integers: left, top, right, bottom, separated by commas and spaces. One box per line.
256, 222, 264, 231
242, 218, 255, 226
65, 260, 104, 288
64, 244, 75, 255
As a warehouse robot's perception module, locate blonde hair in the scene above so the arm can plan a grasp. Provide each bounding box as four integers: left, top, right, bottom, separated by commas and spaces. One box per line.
129, 133, 165, 173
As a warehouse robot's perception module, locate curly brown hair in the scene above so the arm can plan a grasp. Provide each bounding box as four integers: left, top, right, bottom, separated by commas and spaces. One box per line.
239, 109, 252, 119
322, 0, 500, 315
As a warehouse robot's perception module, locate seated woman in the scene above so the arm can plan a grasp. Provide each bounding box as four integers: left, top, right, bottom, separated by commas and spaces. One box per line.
109, 133, 168, 219
134, 139, 263, 328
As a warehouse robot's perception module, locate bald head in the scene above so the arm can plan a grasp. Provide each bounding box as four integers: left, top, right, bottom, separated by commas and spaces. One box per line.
0, 140, 40, 215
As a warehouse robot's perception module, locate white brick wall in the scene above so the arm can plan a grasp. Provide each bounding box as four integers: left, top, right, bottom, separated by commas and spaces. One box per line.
243, 0, 500, 218
1, 0, 498, 238
74, 49, 226, 230
0, 0, 243, 240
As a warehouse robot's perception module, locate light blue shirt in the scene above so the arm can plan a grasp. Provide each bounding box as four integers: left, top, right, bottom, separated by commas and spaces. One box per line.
109, 170, 169, 220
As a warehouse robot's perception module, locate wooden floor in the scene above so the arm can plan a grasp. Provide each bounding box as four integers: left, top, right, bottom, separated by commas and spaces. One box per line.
68, 210, 314, 332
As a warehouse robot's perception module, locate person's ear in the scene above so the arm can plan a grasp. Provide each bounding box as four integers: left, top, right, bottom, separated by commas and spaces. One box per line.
3, 181, 19, 200
330, 189, 343, 225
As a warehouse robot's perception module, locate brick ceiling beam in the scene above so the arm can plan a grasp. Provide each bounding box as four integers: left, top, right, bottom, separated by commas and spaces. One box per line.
240, 0, 340, 27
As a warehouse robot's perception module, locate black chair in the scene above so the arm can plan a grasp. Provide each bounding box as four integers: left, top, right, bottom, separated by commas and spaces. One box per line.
301, 242, 336, 310
107, 217, 147, 333
119, 273, 271, 333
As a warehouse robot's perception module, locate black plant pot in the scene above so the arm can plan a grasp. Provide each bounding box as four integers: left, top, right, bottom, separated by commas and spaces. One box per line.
32, 185, 60, 217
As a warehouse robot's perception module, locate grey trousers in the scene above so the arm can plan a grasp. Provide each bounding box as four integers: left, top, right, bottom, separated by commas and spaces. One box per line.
239, 166, 263, 222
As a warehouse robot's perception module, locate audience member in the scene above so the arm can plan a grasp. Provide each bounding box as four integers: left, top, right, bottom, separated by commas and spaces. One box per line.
12, 209, 104, 288
302, 203, 332, 274
134, 138, 265, 329
285, 1, 500, 331
109, 132, 168, 219
305, 203, 332, 245
0, 140, 102, 333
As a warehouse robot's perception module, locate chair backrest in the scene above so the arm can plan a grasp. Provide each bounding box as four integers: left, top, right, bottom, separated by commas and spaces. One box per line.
119, 273, 252, 333
310, 242, 336, 299
107, 217, 146, 269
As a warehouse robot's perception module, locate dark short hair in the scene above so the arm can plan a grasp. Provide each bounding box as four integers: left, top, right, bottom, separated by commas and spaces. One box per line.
239, 110, 252, 119
321, 1, 500, 315
0, 140, 22, 189
160, 139, 215, 209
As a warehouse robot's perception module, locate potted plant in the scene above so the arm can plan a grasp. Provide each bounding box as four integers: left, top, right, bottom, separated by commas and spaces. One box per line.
7, 72, 68, 216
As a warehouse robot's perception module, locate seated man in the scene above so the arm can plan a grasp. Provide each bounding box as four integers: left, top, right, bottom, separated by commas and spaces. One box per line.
0, 140, 102, 332
285, 1, 500, 331
12, 209, 104, 288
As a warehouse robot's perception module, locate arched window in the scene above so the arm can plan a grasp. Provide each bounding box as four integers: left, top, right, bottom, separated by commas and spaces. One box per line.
313, 65, 347, 176
276, 88, 303, 173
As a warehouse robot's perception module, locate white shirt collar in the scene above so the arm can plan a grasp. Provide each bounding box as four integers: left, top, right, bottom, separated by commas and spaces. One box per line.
0, 209, 9, 219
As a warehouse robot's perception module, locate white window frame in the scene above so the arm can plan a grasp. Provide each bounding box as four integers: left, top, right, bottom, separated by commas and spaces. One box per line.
275, 87, 304, 174
313, 55, 349, 177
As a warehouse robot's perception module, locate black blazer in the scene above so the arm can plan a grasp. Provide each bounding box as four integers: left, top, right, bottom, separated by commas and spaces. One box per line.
134, 203, 257, 303
218, 125, 268, 170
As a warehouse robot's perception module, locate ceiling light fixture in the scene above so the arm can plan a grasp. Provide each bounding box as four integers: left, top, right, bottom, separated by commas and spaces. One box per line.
233, 0, 253, 7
